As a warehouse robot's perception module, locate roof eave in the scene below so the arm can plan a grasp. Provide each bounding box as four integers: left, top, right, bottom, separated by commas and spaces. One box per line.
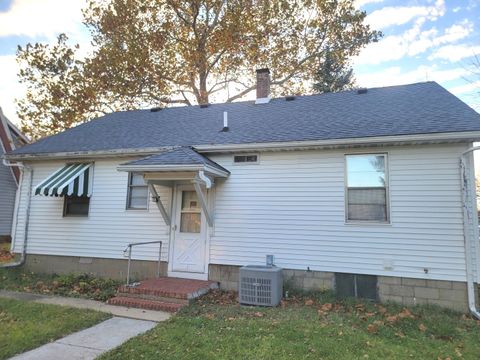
116, 163, 230, 178
5, 131, 480, 161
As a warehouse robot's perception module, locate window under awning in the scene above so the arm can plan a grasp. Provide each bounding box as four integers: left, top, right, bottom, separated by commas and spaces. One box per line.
34, 163, 93, 197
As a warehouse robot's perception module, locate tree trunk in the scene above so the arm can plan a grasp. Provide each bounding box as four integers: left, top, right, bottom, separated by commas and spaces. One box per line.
198, 73, 209, 105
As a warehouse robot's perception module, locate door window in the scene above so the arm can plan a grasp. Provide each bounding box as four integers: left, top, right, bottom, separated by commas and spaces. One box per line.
180, 191, 201, 233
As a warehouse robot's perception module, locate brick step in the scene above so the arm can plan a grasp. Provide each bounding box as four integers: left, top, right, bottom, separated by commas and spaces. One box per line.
118, 280, 218, 300
108, 296, 185, 313
115, 291, 190, 305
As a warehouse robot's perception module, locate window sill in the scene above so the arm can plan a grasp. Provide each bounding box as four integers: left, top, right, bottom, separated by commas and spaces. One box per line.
344, 221, 392, 226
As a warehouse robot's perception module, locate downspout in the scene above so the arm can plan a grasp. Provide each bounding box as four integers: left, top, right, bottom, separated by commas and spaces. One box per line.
460, 146, 480, 319
1, 158, 33, 268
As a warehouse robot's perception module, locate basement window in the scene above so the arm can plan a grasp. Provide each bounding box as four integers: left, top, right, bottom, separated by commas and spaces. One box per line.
335, 273, 378, 300
63, 196, 90, 217
234, 154, 258, 164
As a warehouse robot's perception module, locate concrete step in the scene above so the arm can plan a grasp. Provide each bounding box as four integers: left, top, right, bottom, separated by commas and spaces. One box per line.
108, 296, 185, 313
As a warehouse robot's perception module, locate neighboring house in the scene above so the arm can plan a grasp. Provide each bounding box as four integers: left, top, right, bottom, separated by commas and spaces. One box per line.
4, 70, 480, 312
0, 107, 28, 241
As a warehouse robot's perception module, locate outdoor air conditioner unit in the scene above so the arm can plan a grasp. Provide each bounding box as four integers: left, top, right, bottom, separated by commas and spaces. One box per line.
239, 265, 283, 306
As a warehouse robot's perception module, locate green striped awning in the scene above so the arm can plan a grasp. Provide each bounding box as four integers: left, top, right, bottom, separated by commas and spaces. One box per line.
34, 163, 93, 197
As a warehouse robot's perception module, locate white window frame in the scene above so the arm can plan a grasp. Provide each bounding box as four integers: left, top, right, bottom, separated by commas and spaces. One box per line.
126, 172, 149, 210
232, 153, 259, 165
63, 195, 90, 217
345, 152, 390, 224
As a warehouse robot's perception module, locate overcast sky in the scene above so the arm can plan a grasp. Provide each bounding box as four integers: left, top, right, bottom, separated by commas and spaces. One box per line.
0, 0, 479, 126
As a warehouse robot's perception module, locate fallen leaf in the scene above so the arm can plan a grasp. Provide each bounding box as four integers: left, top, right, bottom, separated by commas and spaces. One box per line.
398, 308, 415, 319
395, 331, 405, 338
418, 323, 427, 332
321, 303, 333, 312
386, 315, 398, 324
367, 324, 378, 333
254, 312, 264, 317
305, 299, 314, 306
377, 305, 387, 315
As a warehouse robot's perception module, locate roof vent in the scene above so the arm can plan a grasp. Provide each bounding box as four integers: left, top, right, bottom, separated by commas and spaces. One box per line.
285, 95, 295, 101
221, 111, 229, 132
357, 88, 368, 95
200, 103, 209, 108
150, 107, 163, 112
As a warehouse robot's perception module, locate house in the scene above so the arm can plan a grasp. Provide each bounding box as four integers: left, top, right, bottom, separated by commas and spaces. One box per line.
3, 70, 480, 313
0, 107, 28, 242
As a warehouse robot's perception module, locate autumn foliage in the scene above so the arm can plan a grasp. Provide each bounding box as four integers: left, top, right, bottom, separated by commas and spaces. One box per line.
16, 0, 380, 139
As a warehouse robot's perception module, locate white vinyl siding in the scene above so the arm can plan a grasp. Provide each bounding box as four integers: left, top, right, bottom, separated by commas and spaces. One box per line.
11, 144, 473, 283
13, 158, 170, 261
208, 144, 469, 282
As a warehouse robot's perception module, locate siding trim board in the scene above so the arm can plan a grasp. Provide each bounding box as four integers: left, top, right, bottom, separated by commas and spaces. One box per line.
11, 144, 476, 287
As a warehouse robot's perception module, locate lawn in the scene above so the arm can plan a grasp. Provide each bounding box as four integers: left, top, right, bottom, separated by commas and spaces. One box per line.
0, 297, 110, 359
101, 290, 480, 360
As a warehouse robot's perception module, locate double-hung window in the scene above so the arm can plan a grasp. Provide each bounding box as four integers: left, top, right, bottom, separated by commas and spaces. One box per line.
346, 154, 389, 223
127, 173, 149, 209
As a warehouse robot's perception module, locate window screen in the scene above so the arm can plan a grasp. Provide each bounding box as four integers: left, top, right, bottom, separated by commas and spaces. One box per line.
346, 154, 388, 222
64, 196, 90, 217
127, 173, 148, 209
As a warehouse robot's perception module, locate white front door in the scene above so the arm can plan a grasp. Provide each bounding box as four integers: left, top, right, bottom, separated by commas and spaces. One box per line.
171, 187, 207, 274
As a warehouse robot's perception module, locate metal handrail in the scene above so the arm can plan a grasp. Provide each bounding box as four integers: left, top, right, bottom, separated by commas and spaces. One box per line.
123, 241, 162, 286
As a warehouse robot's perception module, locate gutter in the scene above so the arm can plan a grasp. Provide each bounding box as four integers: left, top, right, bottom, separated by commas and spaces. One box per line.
5, 131, 480, 161
460, 145, 480, 319
1, 159, 33, 268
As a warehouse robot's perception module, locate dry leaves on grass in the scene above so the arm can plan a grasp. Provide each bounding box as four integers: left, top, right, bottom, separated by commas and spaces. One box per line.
367, 324, 378, 334
0, 249, 13, 262
197, 289, 238, 305
418, 323, 427, 332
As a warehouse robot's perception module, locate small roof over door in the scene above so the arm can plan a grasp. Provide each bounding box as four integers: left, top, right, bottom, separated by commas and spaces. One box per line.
117, 147, 229, 227
117, 147, 229, 177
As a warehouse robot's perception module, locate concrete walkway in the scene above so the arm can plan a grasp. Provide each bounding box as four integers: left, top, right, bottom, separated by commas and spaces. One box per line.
10, 317, 156, 360
0, 290, 171, 322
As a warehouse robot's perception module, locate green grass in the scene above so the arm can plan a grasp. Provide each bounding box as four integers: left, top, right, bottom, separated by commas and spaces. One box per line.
101, 291, 480, 360
0, 297, 110, 359
0, 268, 121, 301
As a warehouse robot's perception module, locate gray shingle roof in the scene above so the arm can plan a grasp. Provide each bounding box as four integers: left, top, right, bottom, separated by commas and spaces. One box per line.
9, 82, 480, 156
121, 147, 229, 173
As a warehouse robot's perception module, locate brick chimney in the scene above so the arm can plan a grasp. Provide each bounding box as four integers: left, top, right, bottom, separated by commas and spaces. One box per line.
255, 68, 271, 104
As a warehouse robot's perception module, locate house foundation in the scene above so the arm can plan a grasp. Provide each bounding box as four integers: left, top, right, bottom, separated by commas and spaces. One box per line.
208, 264, 469, 312
23, 254, 168, 281
18, 256, 469, 312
